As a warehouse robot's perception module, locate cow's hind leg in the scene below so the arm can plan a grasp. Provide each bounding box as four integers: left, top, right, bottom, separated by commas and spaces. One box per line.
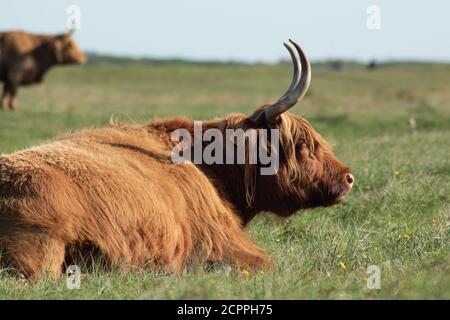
227, 236, 271, 271
208, 223, 271, 271
4, 233, 66, 279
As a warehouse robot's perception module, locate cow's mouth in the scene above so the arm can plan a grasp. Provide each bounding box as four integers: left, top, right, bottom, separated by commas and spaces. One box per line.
318, 183, 352, 207
322, 195, 344, 207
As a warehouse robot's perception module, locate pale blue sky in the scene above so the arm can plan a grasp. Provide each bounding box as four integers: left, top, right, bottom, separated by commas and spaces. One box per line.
1, 0, 449, 62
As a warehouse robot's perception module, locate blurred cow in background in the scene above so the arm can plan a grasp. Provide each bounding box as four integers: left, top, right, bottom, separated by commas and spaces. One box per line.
0, 30, 86, 110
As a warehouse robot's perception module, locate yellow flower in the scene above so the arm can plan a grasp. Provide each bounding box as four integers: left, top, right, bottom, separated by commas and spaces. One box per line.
339, 262, 347, 270
394, 171, 400, 176
402, 233, 411, 240
241, 270, 251, 277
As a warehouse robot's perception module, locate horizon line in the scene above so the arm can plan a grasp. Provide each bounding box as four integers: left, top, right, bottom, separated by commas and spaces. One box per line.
84, 51, 450, 66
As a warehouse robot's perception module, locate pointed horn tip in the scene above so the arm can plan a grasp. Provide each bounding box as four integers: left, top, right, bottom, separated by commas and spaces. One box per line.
287, 39, 306, 54
289, 39, 305, 52
289, 39, 310, 63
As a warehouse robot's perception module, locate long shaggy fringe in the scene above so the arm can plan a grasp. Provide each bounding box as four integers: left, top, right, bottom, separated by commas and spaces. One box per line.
222, 112, 333, 207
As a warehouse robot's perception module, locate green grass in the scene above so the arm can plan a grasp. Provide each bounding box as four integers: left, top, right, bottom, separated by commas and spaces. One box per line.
0, 62, 449, 299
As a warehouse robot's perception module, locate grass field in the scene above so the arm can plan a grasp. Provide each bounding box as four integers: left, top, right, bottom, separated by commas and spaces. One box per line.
0, 61, 449, 299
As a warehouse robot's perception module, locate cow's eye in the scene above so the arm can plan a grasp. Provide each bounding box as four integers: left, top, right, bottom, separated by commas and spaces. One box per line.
297, 140, 308, 148
295, 142, 308, 156
296, 142, 310, 159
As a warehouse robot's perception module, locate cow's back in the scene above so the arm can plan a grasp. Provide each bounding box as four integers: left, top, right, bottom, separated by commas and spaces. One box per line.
1, 31, 50, 56
0, 126, 188, 222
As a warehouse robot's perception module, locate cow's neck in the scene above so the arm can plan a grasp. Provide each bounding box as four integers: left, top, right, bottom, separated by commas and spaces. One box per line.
193, 120, 261, 225
197, 162, 259, 226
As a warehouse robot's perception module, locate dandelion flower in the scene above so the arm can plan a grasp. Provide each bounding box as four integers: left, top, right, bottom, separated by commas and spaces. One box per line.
241, 270, 251, 277
339, 262, 347, 270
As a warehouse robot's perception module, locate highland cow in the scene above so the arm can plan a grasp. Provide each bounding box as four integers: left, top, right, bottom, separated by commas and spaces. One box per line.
0, 39, 353, 278
0, 30, 86, 110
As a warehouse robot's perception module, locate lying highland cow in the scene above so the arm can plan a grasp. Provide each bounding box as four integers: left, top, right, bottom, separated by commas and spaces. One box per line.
0, 40, 353, 278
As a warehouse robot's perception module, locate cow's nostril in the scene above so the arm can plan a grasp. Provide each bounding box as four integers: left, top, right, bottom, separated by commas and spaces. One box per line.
346, 173, 354, 185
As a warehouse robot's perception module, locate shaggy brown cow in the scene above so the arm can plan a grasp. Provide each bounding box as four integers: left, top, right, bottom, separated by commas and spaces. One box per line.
0, 39, 353, 278
0, 30, 86, 110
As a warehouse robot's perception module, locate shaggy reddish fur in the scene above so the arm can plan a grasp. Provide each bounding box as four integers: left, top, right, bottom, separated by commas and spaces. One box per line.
0, 108, 351, 278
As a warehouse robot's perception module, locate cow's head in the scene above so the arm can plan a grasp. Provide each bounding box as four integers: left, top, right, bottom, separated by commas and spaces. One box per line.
241, 39, 353, 216
53, 31, 86, 65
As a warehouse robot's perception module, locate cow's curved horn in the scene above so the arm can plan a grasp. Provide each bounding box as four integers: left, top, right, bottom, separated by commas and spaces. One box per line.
265, 39, 311, 123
